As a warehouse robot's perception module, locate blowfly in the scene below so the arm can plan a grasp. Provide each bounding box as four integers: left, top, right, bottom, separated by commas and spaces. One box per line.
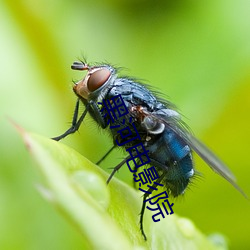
52, 60, 246, 239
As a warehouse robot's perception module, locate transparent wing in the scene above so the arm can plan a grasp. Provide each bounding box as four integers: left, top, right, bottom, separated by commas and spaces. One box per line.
148, 109, 247, 198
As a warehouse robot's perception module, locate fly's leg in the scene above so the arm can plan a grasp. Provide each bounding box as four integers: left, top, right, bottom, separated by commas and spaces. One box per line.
140, 194, 149, 240
133, 165, 137, 188
89, 100, 107, 129
89, 99, 113, 164
52, 99, 89, 141
106, 156, 166, 240
140, 172, 166, 240
96, 145, 116, 165
106, 156, 130, 184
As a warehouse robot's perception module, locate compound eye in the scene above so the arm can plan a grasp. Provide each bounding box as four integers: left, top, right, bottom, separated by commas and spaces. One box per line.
87, 68, 111, 92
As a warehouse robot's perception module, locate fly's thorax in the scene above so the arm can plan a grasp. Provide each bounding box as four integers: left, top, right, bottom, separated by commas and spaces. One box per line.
73, 64, 117, 102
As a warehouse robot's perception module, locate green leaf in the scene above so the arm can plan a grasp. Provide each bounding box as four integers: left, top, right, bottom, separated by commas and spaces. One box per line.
19, 127, 227, 250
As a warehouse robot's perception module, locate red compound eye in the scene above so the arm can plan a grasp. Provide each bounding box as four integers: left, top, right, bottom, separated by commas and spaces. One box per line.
87, 68, 111, 92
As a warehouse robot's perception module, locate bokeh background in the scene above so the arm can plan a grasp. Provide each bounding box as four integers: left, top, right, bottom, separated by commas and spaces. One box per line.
1, 0, 250, 249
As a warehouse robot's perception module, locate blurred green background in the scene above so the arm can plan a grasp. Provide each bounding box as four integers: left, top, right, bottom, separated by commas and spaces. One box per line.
0, 0, 250, 249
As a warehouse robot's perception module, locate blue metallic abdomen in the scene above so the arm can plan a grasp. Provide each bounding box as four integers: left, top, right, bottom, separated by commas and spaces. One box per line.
146, 128, 193, 196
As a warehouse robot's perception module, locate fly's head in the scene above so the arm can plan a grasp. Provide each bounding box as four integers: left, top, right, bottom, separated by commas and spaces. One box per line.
72, 61, 116, 101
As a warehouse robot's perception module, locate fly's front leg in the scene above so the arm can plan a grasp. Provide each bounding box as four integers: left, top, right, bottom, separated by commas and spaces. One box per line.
89, 100, 107, 129
52, 99, 89, 141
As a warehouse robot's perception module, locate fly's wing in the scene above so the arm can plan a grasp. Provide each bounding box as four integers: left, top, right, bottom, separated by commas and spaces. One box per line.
150, 109, 247, 198
179, 130, 248, 197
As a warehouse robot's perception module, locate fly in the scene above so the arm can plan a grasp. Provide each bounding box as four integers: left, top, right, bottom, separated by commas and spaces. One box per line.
52, 60, 246, 239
